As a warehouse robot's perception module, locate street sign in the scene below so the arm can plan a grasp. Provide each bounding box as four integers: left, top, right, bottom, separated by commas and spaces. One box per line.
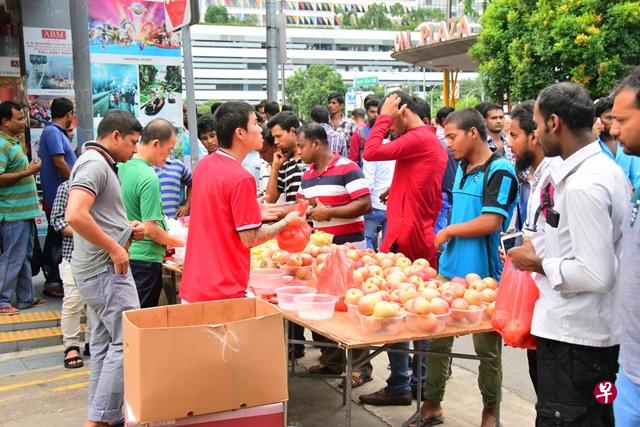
355, 76, 378, 89
164, 0, 199, 32
346, 87, 357, 111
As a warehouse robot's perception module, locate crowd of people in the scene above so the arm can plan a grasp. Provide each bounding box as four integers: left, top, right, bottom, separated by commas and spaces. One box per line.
0, 65, 639, 427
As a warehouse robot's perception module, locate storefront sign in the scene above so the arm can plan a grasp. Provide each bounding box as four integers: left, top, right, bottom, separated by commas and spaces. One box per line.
395, 16, 472, 52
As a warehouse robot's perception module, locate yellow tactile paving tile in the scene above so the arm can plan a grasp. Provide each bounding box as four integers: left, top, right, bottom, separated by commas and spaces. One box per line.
0, 326, 61, 344
0, 310, 61, 325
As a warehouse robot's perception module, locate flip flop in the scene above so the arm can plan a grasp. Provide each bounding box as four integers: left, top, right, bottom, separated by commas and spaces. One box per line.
63, 346, 84, 369
414, 416, 444, 427
43, 287, 64, 298
338, 373, 374, 389
0, 306, 19, 316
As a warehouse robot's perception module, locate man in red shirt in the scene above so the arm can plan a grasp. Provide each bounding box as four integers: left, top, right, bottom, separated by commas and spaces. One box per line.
180, 102, 304, 303
360, 92, 447, 406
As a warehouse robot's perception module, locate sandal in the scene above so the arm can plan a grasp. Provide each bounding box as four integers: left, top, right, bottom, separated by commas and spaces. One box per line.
64, 346, 84, 369
308, 364, 341, 375
338, 372, 373, 389
0, 305, 19, 316
409, 416, 444, 427
43, 286, 64, 298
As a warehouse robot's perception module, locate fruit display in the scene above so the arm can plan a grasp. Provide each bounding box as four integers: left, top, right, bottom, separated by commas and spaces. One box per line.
250, 240, 279, 269
309, 230, 334, 247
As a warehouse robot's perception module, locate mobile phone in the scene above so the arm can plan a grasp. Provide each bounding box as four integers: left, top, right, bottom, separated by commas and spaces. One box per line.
501, 231, 524, 254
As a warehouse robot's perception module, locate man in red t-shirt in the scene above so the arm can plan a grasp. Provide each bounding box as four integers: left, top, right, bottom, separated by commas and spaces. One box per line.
360, 92, 447, 406
180, 102, 304, 303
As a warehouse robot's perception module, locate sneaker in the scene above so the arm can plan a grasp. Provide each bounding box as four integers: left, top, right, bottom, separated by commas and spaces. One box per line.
359, 387, 412, 406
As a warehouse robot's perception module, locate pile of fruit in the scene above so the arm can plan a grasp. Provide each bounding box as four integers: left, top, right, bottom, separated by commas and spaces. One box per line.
340, 249, 498, 334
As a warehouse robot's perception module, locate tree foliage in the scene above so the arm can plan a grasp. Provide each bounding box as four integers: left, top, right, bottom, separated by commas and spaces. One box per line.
204, 5, 230, 24
470, 0, 640, 102
356, 3, 393, 30
286, 65, 347, 119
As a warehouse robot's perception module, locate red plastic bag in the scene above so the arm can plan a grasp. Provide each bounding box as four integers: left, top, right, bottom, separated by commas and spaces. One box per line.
277, 200, 312, 253
315, 247, 356, 311
491, 256, 539, 350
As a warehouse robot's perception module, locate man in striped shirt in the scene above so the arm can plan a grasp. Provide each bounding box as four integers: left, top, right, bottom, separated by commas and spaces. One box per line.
0, 101, 46, 315
154, 157, 192, 218
266, 111, 307, 205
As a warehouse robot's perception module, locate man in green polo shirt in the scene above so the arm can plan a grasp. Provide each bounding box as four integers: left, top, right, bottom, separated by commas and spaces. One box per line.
119, 118, 185, 308
0, 101, 47, 315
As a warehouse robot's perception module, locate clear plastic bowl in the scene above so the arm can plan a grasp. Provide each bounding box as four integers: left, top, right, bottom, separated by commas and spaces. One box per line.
293, 294, 338, 320
405, 311, 450, 334
248, 268, 288, 297
447, 305, 487, 328
275, 285, 317, 311
357, 311, 406, 336
173, 247, 186, 266
345, 302, 359, 323
279, 265, 314, 281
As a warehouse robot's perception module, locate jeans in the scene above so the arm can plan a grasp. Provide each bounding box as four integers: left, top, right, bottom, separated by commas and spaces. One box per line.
130, 260, 163, 308
614, 367, 640, 427
60, 259, 91, 349
364, 208, 387, 251
387, 340, 429, 393
0, 220, 36, 308
76, 265, 140, 423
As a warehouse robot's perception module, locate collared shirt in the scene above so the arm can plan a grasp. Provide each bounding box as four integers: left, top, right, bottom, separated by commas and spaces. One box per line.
332, 116, 358, 142
38, 122, 77, 210
0, 130, 40, 222
533, 141, 628, 347
598, 138, 640, 190
363, 116, 447, 266
362, 139, 395, 211
180, 150, 262, 302
154, 157, 192, 218
277, 156, 307, 204
487, 132, 515, 166
50, 180, 72, 262
320, 123, 348, 157
436, 125, 459, 199
297, 153, 370, 245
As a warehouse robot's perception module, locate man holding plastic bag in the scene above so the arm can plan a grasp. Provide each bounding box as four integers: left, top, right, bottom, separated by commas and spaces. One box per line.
294, 122, 374, 388
510, 83, 628, 427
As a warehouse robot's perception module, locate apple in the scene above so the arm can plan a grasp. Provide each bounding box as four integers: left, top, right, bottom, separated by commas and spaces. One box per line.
463, 289, 482, 306
353, 260, 364, 270
450, 298, 470, 321
449, 282, 466, 298
430, 297, 450, 315
277, 252, 289, 265
346, 249, 360, 261
483, 277, 498, 290
469, 279, 487, 292
416, 313, 440, 332
375, 252, 388, 262
403, 266, 418, 277
412, 258, 430, 269
353, 267, 370, 284
364, 317, 383, 333
486, 301, 496, 318
360, 255, 376, 265
362, 278, 381, 294
390, 289, 402, 303
425, 267, 438, 279
344, 288, 364, 305
372, 301, 400, 318
439, 289, 457, 306
306, 244, 320, 258
318, 246, 331, 254
316, 253, 328, 264
451, 277, 467, 286
395, 257, 412, 268
300, 253, 314, 266
399, 287, 418, 304
367, 265, 385, 278
422, 280, 439, 290
408, 275, 424, 287
385, 266, 403, 276
394, 252, 406, 260
465, 273, 482, 284
376, 290, 392, 302
386, 271, 408, 287
421, 288, 441, 301
379, 257, 395, 269
480, 288, 497, 304
357, 294, 380, 315
287, 254, 303, 267
406, 296, 431, 314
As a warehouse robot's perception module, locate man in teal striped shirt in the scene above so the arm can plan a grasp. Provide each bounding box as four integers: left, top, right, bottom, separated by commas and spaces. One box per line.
0, 101, 46, 315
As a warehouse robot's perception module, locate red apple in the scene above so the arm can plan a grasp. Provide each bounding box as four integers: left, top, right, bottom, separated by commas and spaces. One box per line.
425, 267, 438, 279
440, 289, 457, 306
376, 290, 392, 302
450, 298, 470, 321
344, 288, 364, 305
300, 253, 313, 266
451, 276, 467, 286
353, 267, 370, 284
480, 288, 497, 304
395, 257, 412, 268
390, 289, 402, 303
417, 313, 440, 332
373, 301, 400, 318
486, 301, 496, 318
408, 275, 424, 287
316, 253, 328, 264
399, 287, 418, 304
430, 297, 450, 315
367, 265, 385, 278
412, 258, 430, 269
346, 249, 360, 261
379, 257, 395, 269
463, 289, 482, 306
465, 273, 482, 284
483, 277, 498, 290
277, 252, 289, 265
406, 296, 431, 314
362, 279, 381, 295
287, 254, 303, 267
469, 279, 487, 292
421, 288, 441, 301
357, 294, 380, 315
360, 255, 376, 265
386, 271, 408, 287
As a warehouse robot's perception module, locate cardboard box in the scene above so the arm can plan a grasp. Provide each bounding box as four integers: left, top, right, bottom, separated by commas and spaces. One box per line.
123, 298, 288, 424
125, 402, 285, 427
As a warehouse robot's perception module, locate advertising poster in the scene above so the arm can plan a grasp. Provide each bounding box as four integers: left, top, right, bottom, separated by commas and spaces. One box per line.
0, 0, 22, 103
23, 27, 74, 96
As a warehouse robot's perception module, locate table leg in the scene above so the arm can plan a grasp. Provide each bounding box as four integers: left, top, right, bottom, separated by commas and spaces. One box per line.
283, 319, 289, 427
345, 347, 353, 427
495, 340, 503, 426
164, 270, 177, 305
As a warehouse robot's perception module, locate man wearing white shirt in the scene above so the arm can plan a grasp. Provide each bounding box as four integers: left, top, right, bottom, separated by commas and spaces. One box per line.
362, 136, 395, 250
510, 82, 628, 427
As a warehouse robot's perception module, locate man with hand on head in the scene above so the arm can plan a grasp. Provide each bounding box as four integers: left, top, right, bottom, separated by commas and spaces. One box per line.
66, 110, 146, 427
119, 118, 185, 308
179, 102, 305, 303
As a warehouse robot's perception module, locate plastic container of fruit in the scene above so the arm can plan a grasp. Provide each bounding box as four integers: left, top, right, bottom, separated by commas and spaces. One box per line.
293, 294, 339, 320
248, 268, 289, 297
405, 311, 450, 334
275, 285, 317, 311
345, 302, 359, 323
357, 311, 406, 336
447, 305, 486, 328
279, 265, 314, 281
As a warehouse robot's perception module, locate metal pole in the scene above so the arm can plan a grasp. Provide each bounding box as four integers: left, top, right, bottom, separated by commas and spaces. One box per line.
266, 0, 278, 101
69, 0, 94, 145
281, 63, 286, 104
182, 26, 200, 171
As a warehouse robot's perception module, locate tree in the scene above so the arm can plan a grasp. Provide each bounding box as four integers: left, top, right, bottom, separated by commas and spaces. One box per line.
402, 7, 445, 29
164, 66, 181, 92
204, 5, 230, 24
390, 2, 405, 17
470, 0, 640, 103
356, 3, 393, 30
286, 65, 347, 119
